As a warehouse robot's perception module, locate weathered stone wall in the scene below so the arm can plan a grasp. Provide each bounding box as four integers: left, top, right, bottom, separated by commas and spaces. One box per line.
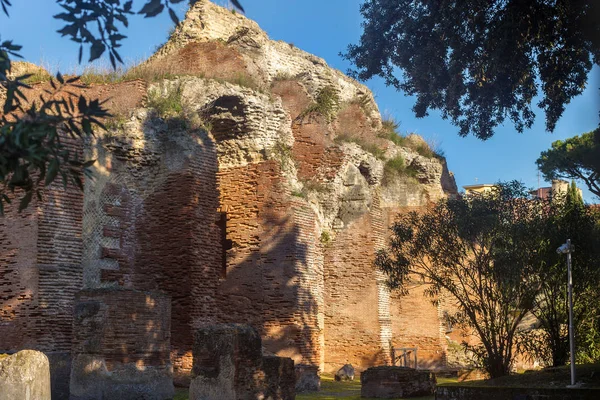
0, 0, 461, 388
216, 160, 324, 367
323, 212, 387, 372
82, 112, 222, 380
190, 324, 295, 400
0, 136, 84, 399
0, 350, 51, 400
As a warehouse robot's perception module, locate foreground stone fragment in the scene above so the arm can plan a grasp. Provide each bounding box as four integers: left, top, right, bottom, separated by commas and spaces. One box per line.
70, 289, 174, 400
0, 350, 51, 400
190, 324, 295, 400
263, 356, 296, 400
335, 364, 355, 381
295, 364, 320, 392
361, 366, 436, 398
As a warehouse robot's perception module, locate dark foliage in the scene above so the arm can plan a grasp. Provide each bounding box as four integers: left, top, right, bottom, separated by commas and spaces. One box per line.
344, 0, 600, 140
376, 182, 546, 378
537, 128, 600, 198
0, 0, 244, 214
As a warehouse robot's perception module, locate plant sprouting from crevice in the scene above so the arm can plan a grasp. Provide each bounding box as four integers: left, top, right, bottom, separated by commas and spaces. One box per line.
300, 86, 340, 122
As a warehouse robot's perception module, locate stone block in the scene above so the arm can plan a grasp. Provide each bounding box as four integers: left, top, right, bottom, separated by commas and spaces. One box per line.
335, 364, 355, 381
295, 364, 320, 392
262, 356, 295, 400
70, 288, 174, 400
361, 366, 436, 398
47, 351, 72, 400
190, 324, 263, 400
0, 350, 51, 400
190, 324, 296, 400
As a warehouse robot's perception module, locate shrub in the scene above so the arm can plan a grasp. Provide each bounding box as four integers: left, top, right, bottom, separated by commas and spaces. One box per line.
291, 190, 306, 198
300, 86, 339, 122
382, 155, 418, 184
271, 72, 297, 84
269, 139, 295, 170
378, 116, 408, 147
22, 69, 52, 84
104, 114, 128, 132
147, 83, 184, 119
335, 133, 385, 159
320, 231, 332, 246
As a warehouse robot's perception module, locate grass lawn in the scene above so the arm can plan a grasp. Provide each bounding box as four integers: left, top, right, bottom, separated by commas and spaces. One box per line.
173, 364, 600, 398
444, 363, 600, 389
296, 374, 457, 400
173, 374, 457, 399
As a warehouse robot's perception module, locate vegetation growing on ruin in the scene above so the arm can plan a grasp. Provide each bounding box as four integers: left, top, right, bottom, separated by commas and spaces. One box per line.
382, 155, 418, 185
271, 72, 298, 84
268, 139, 295, 171
377, 116, 443, 159
335, 133, 385, 159
147, 83, 184, 119
320, 230, 332, 246
300, 86, 340, 122
20, 68, 53, 85
103, 113, 128, 132
212, 73, 263, 92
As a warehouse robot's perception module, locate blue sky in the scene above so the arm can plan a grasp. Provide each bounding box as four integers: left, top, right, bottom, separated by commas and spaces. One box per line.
2, 0, 599, 201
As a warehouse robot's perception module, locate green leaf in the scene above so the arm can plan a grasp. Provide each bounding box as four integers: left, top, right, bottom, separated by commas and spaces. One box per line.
139, 0, 163, 17
45, 159, 59, 186
18, 191, 32, 212
89, 41, 106, 62
168, 7, 179, 25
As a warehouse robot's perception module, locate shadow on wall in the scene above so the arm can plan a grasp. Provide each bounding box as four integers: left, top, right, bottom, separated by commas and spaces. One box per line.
84, 103, 322, 384
215, 162, 322, 368
83, 109, 222, 384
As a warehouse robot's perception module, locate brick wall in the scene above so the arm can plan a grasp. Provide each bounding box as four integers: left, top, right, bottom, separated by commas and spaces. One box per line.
0, 199, 40, 350
216, 160, 324, 367
84, 126, 222, 379
323, 212, 386, 372
0, 137, 84, 354
384, 206, 447, 370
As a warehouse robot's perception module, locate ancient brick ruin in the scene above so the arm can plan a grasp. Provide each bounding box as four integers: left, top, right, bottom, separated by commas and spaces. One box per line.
0, 0, 461, 397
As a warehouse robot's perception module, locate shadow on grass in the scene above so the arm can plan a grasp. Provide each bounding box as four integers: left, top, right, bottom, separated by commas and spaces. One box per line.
172, 374, 459, 400
295, 374, 456, 400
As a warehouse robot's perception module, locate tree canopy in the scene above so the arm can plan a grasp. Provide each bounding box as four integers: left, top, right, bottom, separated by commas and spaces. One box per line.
522, 184, 600, 367
536, 128, 600, 198
376, 182, 546, 378
344, 0, 600, 140
0, 0, 244, 214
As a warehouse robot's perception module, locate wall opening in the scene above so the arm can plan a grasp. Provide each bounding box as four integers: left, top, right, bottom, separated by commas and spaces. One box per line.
217, 212, 233, 278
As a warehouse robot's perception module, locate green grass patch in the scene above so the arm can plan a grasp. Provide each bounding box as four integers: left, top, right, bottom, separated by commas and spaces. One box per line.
382, 155, 418, 185
147, 83, 184, 119
335, 134, 385, 159
377, 116, 443, 159
377, 116, 408, 147
441, 363, 600, 389
173, 387, 188, 400
213, 73, 262, 92
297, 374, 451, 400
21, 70, 53, 84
